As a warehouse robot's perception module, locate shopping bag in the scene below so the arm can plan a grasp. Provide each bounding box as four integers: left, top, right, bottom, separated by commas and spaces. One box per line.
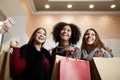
91, 57, 120, 80
0, 51, 8, 80
51, 55, 66, 80
0, 50, 12, 80
59, 58, 91, 80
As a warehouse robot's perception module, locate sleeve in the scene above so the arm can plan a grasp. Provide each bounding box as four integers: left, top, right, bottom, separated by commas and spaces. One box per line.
10, 47, 26, 77
103, 50, 110, 58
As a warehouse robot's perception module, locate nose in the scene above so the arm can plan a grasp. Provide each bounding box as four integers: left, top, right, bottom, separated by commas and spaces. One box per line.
39, 33, 44, 37
64, 29, 68, 33
88, 34, 91, 38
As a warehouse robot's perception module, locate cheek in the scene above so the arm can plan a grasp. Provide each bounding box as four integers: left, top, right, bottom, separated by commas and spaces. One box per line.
44, 36, 47, 40
84, 35, 88, 38
93, 36, 96, 41
84, 36, 88, 40
69, 32, 72, 36
60, 30, 64, 33
34, 34, 38, 37
84, 38, 88, 43
34, 35, 37, 39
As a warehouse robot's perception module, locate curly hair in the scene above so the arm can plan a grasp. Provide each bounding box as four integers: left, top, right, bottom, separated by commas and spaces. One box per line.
52, 22, 81, 44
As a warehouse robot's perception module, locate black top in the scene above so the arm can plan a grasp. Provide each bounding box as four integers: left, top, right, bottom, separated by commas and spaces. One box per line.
16, 44, 53, 80
52, 45, 81, 61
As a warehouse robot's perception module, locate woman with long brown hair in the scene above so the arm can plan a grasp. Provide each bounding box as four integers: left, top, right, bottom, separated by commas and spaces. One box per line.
80, 28, 111, 60
10, 27, 53, 80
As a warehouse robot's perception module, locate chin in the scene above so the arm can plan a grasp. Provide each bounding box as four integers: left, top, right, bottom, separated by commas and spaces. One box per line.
87, 42, 94, 45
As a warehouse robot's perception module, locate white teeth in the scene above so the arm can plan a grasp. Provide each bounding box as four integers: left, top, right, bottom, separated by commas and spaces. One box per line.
87, 38, 92, 41
63, 34, 67, 36
38, 37, 44, 40
63, 35, 66, 36
63, 33, 68, 36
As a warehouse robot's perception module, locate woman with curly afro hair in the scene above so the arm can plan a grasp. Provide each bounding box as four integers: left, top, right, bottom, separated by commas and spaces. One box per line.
51, 22, 81, 60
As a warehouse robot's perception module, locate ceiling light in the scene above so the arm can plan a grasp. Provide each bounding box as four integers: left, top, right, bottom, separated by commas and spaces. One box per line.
111, 4, 116, 8
89, 4, 94, 8
45, 4, 50, 9
67, 4, 72, 8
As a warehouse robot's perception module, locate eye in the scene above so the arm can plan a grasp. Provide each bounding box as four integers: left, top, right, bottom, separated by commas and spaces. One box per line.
37, 31, 46, 36
85, 33, 89, 36
67, 29, 71, 32
43, 33, 46, 36
91, 33, 95, 36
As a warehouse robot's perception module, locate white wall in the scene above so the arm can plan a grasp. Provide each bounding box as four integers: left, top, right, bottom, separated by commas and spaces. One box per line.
102, 39, 120, 57
1, 16, 27, 53
0, 0, 27, 54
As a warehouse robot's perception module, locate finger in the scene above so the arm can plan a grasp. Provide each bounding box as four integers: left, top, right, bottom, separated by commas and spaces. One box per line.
94, 53, 98, 57
15, 41, 19, 45
10, 41, 14, 47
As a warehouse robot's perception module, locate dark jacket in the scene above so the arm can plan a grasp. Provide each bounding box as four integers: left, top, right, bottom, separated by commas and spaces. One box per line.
11, 44, 53, 80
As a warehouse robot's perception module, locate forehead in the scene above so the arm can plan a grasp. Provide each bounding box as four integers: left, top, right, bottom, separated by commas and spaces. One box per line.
86, 30, 95, 34
63, 25, 71, 29
37, 28, 46, 32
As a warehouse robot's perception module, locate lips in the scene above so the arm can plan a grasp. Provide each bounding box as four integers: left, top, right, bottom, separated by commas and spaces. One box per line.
87, 38, 93, 42
86, 37, 94, 44
38, 36, 44, 40
61, 33, 69, 38
63, 34, 69, 37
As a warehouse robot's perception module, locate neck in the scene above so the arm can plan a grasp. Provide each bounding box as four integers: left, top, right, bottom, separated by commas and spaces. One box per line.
86, 45, 95, 54
60, 41, 69, 47
34, 44, 42, 51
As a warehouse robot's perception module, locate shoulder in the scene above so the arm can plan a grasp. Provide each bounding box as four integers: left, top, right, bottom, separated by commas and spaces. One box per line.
41, 47, 49, 51
41, 47, 51, 58
20, 44, 35, 51
52, 46, 57, 52
20, 44, 27, 52
52, 47, 57, 51
20, 44, 34, 55
20, 44, 31, 49
41, 47, 50, 54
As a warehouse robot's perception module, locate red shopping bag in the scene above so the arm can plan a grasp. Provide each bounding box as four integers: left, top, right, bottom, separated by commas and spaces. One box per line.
59, 58, 91, 80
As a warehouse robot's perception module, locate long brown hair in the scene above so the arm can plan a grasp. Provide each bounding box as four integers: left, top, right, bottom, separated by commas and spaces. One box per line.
27, 27, 47, 46
81, 28, 108, 53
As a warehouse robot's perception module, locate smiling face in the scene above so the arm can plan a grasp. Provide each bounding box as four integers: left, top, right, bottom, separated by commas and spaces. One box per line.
60, 25, 72, 42
84, 29, 96, 45
34, 28, 47, 45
